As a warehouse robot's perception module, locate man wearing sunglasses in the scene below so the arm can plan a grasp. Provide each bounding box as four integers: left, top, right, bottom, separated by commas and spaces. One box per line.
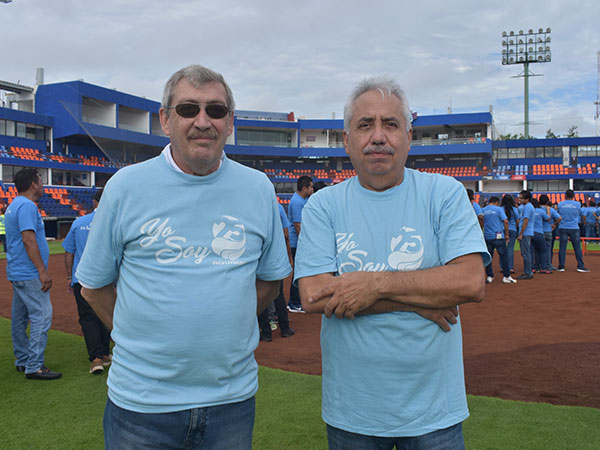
76, 65, 291, 450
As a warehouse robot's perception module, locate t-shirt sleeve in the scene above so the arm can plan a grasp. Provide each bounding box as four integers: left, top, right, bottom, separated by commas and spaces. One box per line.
438, 182, 491, 266
278, 204, 291, 230
17, 202, 39, 233
62, 221, 77, 253
256, 191, 292, 281
290, 199, 303, 224
75, 184, 122, 288
293, 195, 338, 283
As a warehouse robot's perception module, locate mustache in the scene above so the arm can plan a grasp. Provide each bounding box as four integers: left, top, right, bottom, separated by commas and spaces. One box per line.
188, 130, 217, 139
363, 146, 395, 155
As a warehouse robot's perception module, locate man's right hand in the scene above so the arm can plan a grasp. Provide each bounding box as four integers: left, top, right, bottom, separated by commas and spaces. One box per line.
39, 271, 52, 292
414, 306, 458, 332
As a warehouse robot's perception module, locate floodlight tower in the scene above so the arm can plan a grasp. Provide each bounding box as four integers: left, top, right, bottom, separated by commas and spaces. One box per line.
595, 50, 600, 136
501, 28, 552, 137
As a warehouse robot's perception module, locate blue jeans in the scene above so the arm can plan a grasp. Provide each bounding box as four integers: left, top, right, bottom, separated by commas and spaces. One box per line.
326, 423, 465, 450
531, 232, 549, 271
288, 247, 301, 308
104, 397, 255, 450
558, 228, 586, 270
544, 231, 554, 269
520, 235, 533, 276
585, 223, 597, 238
506, 229, 517, 271
10, 279, 53, 373
485, 238, 509, 278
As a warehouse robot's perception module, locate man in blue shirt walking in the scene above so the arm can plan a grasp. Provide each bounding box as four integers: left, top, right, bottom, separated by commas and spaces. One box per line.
557, 189, 589, 272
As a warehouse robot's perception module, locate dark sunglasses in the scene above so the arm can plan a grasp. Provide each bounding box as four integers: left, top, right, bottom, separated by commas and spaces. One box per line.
167, 103, 229, 119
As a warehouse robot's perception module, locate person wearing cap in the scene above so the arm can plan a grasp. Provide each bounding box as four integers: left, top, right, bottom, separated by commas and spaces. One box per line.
63, 189, 111, 374
75, 65, 290, 450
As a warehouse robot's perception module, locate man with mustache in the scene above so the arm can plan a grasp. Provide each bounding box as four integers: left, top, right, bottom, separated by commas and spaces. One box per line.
76, 65, 291, 450
294, 77, 490, 449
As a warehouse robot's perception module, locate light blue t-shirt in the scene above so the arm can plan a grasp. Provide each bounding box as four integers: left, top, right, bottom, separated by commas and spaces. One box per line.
5, 196, 49, 281
76, 151, 291, 413
543, 207, 560, 233
507, 206, 519, 232
288, 192, 307, 248
533, 207, 549, 234
519, 203, 535, 236
278, 203, 291, 231
294, 171, 490, 437
558, 200, 582, 230
62, 211, 95, 285
482, 204, 507, 240
584, 206, 597, 223
472, 201, 483, 216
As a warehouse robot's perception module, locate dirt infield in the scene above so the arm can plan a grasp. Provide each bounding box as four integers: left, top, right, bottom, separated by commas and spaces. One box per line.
1, 251, 598, 409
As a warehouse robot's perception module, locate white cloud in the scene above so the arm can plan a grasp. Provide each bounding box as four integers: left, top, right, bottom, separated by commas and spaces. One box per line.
2, 0, 599, 136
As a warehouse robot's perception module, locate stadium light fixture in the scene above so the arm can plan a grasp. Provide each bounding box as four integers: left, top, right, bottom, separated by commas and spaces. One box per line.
501, 27, 552, 137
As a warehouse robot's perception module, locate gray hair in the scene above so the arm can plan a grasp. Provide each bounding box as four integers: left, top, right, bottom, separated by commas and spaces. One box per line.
161, 65, 235, 112
343, 77, 412, 133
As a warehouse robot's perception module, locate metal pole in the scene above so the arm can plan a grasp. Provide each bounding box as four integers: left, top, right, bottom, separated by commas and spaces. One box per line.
524, 62, 529, 138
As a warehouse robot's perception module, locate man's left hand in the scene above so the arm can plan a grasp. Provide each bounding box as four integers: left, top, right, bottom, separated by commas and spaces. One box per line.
309, 272, 379, 319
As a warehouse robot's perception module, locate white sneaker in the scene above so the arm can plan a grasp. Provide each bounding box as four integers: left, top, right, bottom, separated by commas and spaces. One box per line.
577, 268, 590, 273
502, 276, 517, 284
486, 276, 493, 284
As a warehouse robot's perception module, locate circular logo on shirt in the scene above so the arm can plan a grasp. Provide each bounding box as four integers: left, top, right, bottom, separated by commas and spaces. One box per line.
211, 215, 247, 261
387, 227, 424, 271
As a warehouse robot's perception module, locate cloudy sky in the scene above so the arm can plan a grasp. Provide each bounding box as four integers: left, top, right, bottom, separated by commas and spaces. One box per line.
3, 0, 600, 137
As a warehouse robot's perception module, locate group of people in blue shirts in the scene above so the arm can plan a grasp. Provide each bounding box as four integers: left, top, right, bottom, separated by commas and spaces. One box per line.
473, 188, 593, 283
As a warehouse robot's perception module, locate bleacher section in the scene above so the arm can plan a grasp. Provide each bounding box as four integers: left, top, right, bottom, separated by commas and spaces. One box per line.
0, 145, 126, 169
417, 166, 478, 177
0, 184, 96, 218
265, 167, 357, 182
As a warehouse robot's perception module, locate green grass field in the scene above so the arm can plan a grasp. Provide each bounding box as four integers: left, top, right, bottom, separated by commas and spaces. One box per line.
1, 319, 598, 449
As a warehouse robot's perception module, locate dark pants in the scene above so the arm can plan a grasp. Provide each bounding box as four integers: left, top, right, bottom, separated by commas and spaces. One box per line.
0, 234, 6, 252
558, 228, 586, 270
288, 247, 301, 308
258, 281, 291, 337
485, 239, 510, 278
73, 283, 111, 361
531, 232, 549, 271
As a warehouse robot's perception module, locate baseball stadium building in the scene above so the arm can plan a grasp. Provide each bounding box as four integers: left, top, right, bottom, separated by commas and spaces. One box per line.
1, 73, 600, 237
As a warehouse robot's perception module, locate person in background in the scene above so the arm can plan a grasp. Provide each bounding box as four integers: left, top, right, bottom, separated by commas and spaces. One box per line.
584, 199, 598, 239
0, 203, 7, 253
5, 168, 61, 380
287, 175, 313, 313
482, 196, 516, 284
500, 194, 519, 274
539, 195, 560, 272
531, 198, 550, 274
467, 188, 484, 228
258, 201, 295, 342
63, 189, 111, 374
516, 190, 535, 280
557, 189, 589, 273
